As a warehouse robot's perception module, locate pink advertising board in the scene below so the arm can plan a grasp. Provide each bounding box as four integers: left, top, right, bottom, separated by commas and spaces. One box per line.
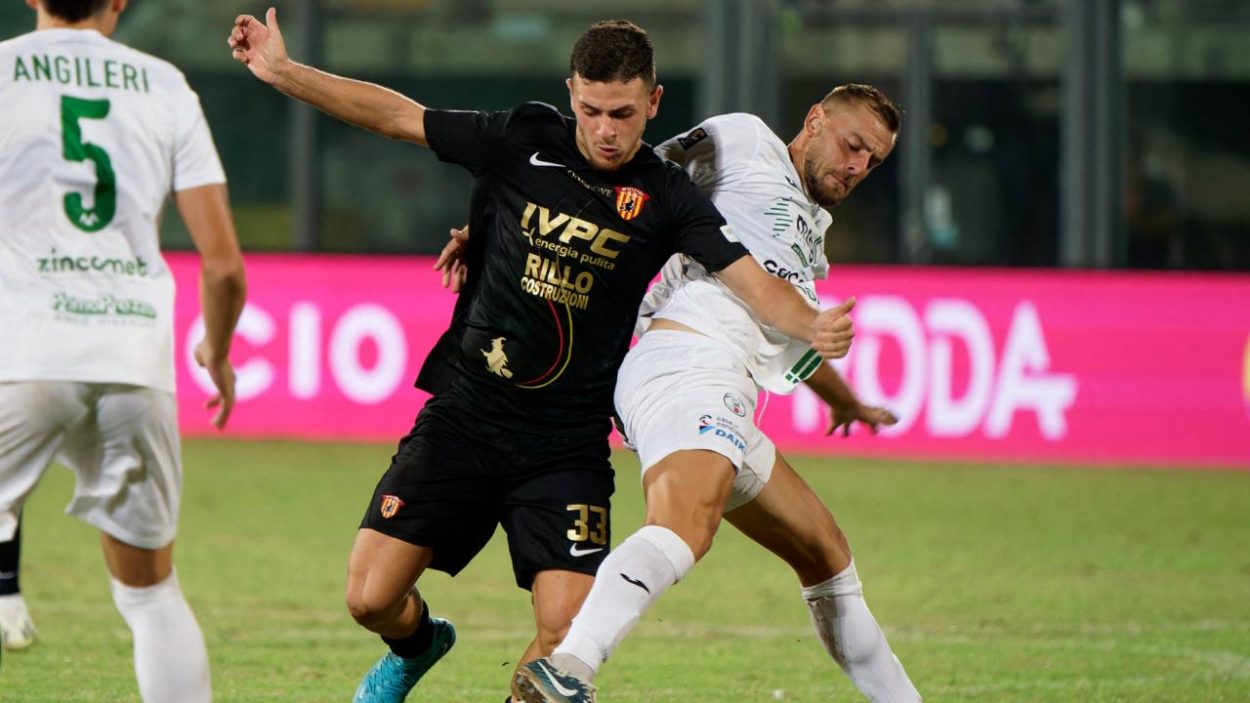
169, 254, 1250, 468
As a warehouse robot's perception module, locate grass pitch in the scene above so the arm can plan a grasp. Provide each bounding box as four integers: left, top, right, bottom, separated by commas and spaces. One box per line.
2, 438, 1248, 702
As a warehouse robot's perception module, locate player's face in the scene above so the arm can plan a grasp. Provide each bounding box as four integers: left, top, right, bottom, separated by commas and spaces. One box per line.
801, 101, 896, 207
568, 74, 662, 172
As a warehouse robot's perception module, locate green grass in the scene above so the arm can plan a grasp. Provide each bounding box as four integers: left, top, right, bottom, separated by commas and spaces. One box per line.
4, 439, 1249, 702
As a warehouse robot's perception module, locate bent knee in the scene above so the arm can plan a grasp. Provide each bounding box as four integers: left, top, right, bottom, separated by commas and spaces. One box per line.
640, 520, 717, 562
345, 588, 404, 629
644, 503, 723, 561
533, 603, 577, 653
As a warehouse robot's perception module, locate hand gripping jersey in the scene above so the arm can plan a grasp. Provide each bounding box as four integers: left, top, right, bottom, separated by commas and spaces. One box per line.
417, 103, 748, 427
641, 113, 834, 394
0, 29, 226, 392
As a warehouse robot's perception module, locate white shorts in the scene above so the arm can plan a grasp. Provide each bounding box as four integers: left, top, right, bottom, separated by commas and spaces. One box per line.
615, 331, 776, 511
0, 381, 182, 549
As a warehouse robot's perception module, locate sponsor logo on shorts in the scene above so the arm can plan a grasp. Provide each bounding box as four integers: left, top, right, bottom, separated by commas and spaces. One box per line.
697, 414, 715, 434
379, 494, 404, 519
696, 414, 747, 452
569, 544, 604, 558
723, 392, 747, 417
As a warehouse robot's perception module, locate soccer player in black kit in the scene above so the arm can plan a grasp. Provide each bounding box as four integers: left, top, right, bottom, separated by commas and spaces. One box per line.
230, 12, 855, 702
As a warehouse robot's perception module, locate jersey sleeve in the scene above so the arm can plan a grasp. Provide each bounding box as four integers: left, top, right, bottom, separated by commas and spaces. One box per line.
171, 77, 226, 191
656, 121, 719, 191
666, 170, 748, 273
423, 108, 514, 174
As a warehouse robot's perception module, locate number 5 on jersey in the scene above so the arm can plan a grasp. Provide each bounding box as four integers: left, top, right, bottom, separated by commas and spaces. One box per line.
61, 95, 116, 232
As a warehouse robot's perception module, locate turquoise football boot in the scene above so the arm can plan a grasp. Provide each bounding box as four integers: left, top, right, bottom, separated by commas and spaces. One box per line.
351, 618, 456, 703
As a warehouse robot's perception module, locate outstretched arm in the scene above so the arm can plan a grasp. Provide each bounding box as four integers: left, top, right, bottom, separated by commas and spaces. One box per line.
714, 256, 855, 359
229, 7, 428, 145
804, 362, 898, 436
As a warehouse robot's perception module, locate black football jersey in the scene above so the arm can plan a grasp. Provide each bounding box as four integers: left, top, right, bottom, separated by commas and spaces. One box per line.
416, 102, 749, 428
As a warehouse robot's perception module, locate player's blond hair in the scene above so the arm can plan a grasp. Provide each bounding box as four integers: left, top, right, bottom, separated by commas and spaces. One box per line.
822, 84, 902, 133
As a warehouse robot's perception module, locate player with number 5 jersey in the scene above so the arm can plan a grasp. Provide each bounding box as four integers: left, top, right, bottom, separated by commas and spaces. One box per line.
0, 11, 227, 391
0, 2, 246, 700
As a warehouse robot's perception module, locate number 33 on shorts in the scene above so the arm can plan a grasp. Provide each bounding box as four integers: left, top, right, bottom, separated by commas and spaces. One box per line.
566, 504, 607, 556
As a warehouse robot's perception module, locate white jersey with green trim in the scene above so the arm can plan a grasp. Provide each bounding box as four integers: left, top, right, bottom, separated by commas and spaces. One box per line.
639, 112, 833, 394
0, 28, 225, 392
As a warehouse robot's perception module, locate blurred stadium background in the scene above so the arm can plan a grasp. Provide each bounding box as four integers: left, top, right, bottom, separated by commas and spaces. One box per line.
5, 0, 1250, 267
2, 0, 1249, 701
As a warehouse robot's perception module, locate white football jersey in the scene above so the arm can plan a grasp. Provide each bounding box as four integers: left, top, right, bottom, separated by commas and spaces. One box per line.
0, 29, 225, 392
641, 113, 833, 393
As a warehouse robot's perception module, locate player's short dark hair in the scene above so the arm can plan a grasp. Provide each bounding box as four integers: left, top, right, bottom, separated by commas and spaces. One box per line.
822, 84, 902, 133
40, 0, 111, 22
570, 20, 656, 87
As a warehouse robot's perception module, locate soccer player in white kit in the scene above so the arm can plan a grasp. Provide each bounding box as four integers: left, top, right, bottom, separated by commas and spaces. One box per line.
0, 1, 246, 699
517, 85, 922, 702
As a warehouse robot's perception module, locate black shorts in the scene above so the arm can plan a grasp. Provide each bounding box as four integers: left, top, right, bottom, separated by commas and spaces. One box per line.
361, 393, 614, 589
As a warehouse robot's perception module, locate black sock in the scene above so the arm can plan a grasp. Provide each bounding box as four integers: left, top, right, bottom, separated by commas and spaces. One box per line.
381, 595, 434, 658
0, 524, 21, 596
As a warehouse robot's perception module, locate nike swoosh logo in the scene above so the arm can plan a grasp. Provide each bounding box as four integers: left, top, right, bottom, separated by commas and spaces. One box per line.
619, 573, 650, 593
569, 544, 604, 558
530, 152, 565, 168
0, 571, 16, 580
536, 660, 581, 697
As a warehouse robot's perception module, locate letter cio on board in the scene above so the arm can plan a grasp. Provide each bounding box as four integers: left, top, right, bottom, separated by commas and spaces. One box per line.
185, 302, 409, 405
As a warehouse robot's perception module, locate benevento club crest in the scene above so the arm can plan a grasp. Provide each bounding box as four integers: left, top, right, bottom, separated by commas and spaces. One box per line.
380, 494, 405, 519
615, 186, 649, 221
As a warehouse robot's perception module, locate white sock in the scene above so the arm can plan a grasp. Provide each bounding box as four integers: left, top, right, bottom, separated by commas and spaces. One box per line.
111, 571, 212, 703
0, 593, 36, 647
552, 525, 695, 681
0, 592, 31, 619
802, 560, 921, 702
